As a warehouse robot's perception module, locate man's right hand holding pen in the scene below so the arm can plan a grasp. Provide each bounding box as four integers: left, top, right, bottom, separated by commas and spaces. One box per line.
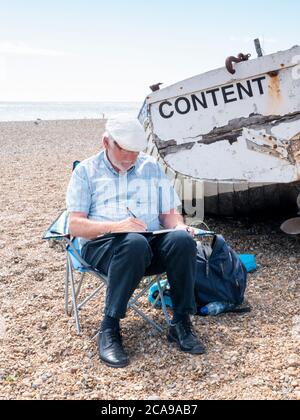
109, 207, 147, 233
113, 207, 146, 233
113, 217, 148, 233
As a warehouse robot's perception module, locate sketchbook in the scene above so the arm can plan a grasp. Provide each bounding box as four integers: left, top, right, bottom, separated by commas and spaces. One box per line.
93, 228, 214, 240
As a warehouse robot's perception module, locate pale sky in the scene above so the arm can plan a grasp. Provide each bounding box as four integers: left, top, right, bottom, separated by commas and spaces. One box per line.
0, 0, 299, 102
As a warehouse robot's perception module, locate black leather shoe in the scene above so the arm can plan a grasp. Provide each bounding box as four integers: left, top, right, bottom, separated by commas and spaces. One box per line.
98, 328, 129, 368
167, 318, 206, 355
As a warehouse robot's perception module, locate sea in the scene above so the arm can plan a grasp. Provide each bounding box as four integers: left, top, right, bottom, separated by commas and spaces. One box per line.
0, 102, 142, 122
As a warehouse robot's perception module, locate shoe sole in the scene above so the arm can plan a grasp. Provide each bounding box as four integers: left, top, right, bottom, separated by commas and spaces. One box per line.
167, 334, 206, 355
100, 355, 129, 369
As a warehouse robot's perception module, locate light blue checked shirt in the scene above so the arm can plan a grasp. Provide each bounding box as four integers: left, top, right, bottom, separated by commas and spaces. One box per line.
66, 151, 181, 248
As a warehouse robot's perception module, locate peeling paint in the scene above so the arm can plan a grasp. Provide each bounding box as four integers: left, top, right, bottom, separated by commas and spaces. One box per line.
287, 132, 300, 164
154, 135, 195, 157
154, 112, 300, 160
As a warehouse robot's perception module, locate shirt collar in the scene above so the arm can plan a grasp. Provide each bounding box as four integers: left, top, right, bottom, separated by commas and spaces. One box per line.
103, 151, 137, 176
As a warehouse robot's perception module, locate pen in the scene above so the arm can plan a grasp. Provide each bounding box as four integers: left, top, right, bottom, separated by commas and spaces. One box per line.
127, 207, 148, 232
126, 207, 137, 219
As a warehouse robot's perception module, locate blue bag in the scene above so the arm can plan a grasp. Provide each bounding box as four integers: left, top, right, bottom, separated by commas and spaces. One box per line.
148, 279, 173, 309
239, 254, 257, 273
195, 235, 248, 310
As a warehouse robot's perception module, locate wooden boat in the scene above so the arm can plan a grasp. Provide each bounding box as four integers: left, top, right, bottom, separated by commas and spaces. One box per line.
139, 45, 300, 217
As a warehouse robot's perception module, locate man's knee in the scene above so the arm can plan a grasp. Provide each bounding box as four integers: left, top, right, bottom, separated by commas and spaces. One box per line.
120, 233, 152, 258
166, 230, 196, 254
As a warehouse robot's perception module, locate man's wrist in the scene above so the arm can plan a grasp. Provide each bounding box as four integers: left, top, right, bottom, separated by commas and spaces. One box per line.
101, 221, 114, 235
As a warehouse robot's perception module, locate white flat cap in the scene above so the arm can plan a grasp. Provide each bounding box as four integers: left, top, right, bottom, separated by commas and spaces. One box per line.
105, 118, 148, 152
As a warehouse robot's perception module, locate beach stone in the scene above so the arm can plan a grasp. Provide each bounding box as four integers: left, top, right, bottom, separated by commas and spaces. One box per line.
33, 272, 45, 282
287, 357, 300, 368
33, 378, 44, 388
22, 392, 34, 399
287, 368, 298, 377
133, 384, 143, 391
41, 373, 52, 382
22, 378, 32, 387
90, 393, 100, 400
87, 352, 96, 359
148, 395, 160, 400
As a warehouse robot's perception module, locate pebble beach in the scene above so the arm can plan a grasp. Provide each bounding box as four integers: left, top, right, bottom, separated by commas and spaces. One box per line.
0, 119, 299, 400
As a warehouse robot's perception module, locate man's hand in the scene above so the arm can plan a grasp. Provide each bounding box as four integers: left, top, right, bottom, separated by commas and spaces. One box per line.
159, 209, 195, 237
174, 223, 196, 237
114, 217, 147, 233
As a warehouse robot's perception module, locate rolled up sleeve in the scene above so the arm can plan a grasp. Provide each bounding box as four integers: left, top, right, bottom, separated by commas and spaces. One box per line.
66, 165, 92, 214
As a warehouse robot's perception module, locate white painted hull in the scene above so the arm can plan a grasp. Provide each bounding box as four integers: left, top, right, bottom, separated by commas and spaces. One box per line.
139, 46, 300, 216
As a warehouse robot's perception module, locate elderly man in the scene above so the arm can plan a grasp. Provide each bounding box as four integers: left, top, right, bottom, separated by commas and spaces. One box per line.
66, 118, 205, 368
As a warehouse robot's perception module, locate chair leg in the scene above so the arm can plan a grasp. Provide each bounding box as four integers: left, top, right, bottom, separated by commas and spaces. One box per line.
70, 272, 85, 316
65, 260, 70, 316
130, 303, 164, 333
77, 284, 104, 311
75, 273, 85, 300
127, 276, 166, 333
156, 276, 172, 326
128, 277, 156, 307
68, 256, 81, 335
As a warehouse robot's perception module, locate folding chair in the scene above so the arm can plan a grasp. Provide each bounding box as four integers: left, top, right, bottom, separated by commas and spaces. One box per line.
43, 211, 173, 336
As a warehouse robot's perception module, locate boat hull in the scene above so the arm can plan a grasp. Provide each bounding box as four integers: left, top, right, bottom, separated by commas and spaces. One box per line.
139, 46, 300, 217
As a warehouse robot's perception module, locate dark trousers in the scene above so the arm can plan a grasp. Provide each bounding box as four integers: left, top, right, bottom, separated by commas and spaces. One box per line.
81, 230, 197, 319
